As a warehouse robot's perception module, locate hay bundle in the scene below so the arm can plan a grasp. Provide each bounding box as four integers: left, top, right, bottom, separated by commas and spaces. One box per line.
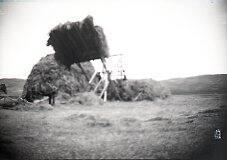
0, 97, 31, 109
47, 15, 109, 68
107, 79, 171, 101
0, 97, 18, 108
22, 54, 96, 102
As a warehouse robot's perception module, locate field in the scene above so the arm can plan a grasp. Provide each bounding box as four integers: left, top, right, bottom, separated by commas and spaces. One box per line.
0, 94, 227, 159
0, 79, 25, 98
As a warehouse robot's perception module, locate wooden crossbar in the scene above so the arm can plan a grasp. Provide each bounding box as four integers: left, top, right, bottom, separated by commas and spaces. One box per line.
89, 58, 110, 102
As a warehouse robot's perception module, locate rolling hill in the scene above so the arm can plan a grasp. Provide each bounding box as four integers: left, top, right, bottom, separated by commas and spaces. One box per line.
0, 78, 26, 97
1, 74, 227, 98
160, 74, 227, 95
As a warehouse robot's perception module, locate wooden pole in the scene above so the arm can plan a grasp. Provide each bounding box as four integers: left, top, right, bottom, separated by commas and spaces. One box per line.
104, 91, 107, 101
99, 79, 109, 100
94, 78, 103, 92
100, 58, 110, 102
134, 92, 142, 101
89, 71, 98, 84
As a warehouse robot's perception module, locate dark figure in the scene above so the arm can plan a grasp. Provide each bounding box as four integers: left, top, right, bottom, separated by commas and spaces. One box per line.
40, 82, 58, 106
46, 83, 57, 106
122, 70, 127, 80
48, 94, 56, 105
0, 83, 7, 94
48, 92, 57, 106
96, 72, 102, 81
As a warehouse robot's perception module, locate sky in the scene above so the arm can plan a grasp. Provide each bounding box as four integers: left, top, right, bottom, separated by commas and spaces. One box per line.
0, 0, 226, 80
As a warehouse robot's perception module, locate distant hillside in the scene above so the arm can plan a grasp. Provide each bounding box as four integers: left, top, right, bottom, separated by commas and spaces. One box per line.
160, 74, 227, 95
0, 78, 26, 97
1, 74, 226, 97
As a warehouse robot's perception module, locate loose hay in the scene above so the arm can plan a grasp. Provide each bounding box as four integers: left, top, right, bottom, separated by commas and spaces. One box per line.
65, 113, 89, 121
70, 92, 104, 106
144, 117, 171, 122
0, 97, 32, 109
56, 92, 71, 104
65, 113, 112, 127
14, 102, 53, 111
86, 118, 111, 127
0, 97, 18, 108
120, 117, 141, 127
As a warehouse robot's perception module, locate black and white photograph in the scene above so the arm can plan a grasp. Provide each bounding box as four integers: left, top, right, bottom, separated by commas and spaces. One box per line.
0, 0, 227, 159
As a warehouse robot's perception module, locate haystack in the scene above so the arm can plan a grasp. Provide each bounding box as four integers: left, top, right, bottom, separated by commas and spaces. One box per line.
107, 79, 171, 101
22, 54, 96, 102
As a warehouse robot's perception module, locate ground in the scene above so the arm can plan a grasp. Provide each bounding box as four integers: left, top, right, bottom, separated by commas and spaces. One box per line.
0, 94, 227, 159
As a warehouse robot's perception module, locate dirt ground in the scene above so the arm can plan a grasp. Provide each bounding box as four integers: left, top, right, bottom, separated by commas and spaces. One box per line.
0, 94, 227, 159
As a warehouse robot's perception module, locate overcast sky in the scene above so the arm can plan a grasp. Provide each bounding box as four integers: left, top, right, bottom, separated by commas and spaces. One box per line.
0, 0, 226, 80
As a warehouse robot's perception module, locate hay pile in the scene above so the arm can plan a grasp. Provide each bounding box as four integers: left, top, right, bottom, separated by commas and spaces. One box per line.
54, 92, 103, 106
22, 54, 96, 102
0, 96, 53, 111
13, 98, 54, 111
107, 79, 171, 101
0, 97, 20, 108
0, 97, 32, 110
47, 15, 109, 68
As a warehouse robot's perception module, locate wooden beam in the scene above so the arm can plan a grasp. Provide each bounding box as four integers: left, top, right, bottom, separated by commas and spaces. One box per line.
94, 78, 103, 92
89, 71, 98, 84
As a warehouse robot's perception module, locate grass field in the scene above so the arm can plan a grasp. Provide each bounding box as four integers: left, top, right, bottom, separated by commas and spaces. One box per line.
0, 79, 25, 98
0, 94, 227, 159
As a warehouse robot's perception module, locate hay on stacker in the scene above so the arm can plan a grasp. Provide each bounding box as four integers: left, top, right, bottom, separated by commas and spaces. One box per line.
47, 15, 109, 68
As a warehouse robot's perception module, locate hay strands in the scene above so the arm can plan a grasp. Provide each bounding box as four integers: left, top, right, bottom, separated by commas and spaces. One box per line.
47, 16, 110, 67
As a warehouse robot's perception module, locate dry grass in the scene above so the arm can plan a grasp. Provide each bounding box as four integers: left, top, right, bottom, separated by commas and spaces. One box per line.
0, 94, 226, 159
